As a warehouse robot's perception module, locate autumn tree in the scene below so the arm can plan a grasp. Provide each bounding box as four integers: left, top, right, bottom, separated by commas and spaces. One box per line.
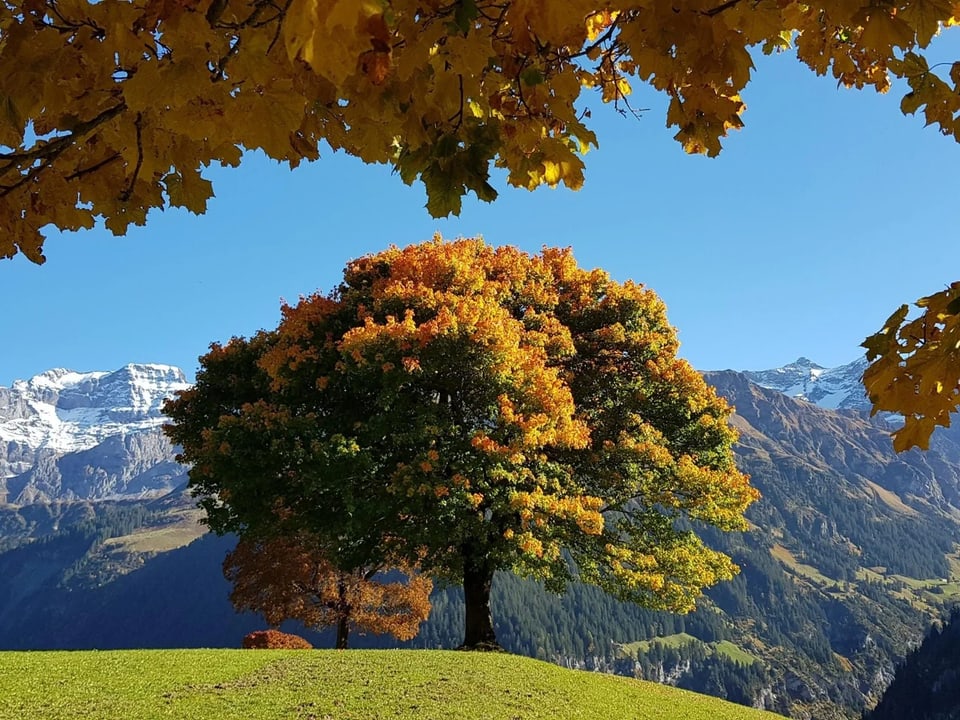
164, 236, 758, 649
2, 0, 960, 262
224, 533, 432, 649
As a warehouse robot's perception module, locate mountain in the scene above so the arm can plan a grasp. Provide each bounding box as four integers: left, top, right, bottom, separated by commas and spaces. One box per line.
685, 370, 960, 718
736, 357, 870, 411
0, 364, 189, 504
1, 359, 959, 720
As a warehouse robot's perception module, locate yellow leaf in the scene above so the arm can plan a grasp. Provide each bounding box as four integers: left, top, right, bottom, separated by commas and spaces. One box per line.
900, 0, 954, 46
164, 169, 213, 214
284, 0, 321, 64
888, 51, 930, 77
892, 417, 935, 452
585, 10, 617, 42
859, 11, 917, 53
897, 0, 951, 47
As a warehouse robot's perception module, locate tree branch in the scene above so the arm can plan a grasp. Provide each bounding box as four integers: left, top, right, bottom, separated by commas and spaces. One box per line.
65, 152, 121, 181
701, 0, 744, 17
119, 112, 144, 202
0, 103, 126, 172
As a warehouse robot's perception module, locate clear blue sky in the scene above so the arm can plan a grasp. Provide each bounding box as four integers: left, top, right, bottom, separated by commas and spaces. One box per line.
2, 46, 959, 386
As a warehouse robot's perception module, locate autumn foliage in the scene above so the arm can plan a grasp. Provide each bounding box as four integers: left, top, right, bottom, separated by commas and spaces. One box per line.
863, 283, 960, 452
164, 236, 758, 648
224, 534, 433, 649
3, 0, 960, 261
242, 629, 313, 649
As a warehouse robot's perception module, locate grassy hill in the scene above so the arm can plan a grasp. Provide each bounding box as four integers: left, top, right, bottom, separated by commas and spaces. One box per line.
0, 649, 784, 720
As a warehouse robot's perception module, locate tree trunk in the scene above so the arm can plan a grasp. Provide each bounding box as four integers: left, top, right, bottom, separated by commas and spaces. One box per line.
335, 575, 350, 649
460, 548, 501, 651
335, 617, 349, 650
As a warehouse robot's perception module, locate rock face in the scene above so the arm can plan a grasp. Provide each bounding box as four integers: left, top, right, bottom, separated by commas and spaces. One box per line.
0, 364, 189, 504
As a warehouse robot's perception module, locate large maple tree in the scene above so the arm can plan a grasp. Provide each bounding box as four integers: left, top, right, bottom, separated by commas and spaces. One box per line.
164, 237, 758, 649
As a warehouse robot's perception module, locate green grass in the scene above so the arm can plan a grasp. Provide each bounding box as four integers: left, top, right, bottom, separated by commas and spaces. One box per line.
618, 632, 700, 656
0, 649, 784, 719
101, 509, 207, 555
853, 563, 960, 612
713, 640, 759, 666
616, 634, 758, 666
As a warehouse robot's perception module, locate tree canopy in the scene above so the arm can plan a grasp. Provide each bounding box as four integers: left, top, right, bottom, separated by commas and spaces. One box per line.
2, 0, 959, 262
164, 236, 759, 648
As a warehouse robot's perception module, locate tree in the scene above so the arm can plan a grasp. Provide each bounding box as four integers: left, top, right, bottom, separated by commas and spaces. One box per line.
165, 236, 758, 649
862, 283, 960, 452
224, 533, 433, 649
2, 0, 959, 262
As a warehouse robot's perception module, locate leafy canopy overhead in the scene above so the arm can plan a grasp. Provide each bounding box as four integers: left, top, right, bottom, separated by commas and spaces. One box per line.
3, 0, 960, 261
164, 236, 758, 648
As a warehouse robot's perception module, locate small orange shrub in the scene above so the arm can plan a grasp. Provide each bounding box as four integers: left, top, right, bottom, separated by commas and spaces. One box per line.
242, 629, 313, 649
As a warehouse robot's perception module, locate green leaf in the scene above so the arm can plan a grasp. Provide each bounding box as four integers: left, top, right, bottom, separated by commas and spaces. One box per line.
451, 0, 478, 34
520, 68, 545, 86
423, 168, 463, 217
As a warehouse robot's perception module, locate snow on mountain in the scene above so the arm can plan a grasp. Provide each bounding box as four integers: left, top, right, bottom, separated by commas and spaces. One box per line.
0, 363, 188, 456
0, 365, 191, 501
735, 356, 870, 411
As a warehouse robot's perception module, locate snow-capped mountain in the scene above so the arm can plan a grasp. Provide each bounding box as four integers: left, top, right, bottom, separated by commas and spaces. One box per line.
0, 364, 189, 504
0, 364, 189, 454
734, 356, 870, 412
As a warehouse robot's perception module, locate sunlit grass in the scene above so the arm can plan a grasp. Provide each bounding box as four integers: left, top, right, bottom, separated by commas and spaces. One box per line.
0, 649, 785, 720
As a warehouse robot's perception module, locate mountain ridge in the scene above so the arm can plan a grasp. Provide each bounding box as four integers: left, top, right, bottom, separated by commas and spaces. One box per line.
0, 363, 188, 504
731, 356, 870, 412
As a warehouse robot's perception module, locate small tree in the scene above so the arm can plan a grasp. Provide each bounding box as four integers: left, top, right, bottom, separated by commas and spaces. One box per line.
165, 236, 758, 649
224, 534, 433, 649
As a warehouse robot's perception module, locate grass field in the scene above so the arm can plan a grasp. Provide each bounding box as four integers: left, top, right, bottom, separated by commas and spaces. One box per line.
0, 649, 785, 719
616, 633, 758, 666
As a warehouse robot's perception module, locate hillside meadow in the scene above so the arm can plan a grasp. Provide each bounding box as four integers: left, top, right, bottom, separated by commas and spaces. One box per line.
0, 649, 785, 719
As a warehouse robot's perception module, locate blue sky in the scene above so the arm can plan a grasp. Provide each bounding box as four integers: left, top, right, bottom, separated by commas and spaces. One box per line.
2, 45, 959, 386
